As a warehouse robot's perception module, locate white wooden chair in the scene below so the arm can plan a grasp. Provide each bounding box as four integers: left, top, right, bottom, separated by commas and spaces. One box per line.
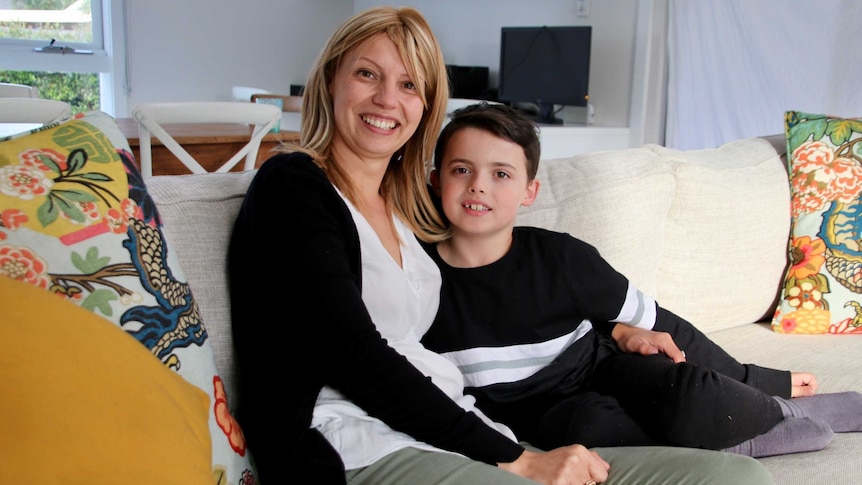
0, 82, 40, 99
0, 98, 72, 124
131, 101, 281, 178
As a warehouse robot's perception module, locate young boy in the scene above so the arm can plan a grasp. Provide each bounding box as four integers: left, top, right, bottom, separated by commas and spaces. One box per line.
422, 102, 862, 457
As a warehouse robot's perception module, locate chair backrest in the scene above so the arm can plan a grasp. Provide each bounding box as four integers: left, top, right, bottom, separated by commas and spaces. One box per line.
0, 82, 40, 99
250, 93, 303, 113
131, 101, 281, 178
0, 98, 72, 123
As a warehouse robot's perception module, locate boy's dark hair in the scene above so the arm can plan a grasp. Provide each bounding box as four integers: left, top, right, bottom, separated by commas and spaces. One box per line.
434, 102, 541, 180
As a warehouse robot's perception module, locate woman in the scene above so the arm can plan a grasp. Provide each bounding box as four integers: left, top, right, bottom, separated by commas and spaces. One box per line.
228, 6, 773, 484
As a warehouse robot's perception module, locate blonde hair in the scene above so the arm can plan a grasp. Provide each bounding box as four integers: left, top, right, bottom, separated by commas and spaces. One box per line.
281, 6, 449, 242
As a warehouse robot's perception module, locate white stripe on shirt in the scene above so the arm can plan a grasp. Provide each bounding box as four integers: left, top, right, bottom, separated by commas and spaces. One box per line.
440, 321, 594, 388
616, 283, 657, 330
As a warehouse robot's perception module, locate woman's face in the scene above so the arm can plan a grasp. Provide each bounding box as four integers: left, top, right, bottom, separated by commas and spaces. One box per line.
329, 34, 426, 166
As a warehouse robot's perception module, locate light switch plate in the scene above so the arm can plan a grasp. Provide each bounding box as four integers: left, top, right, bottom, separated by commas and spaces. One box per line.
576, 0, 591, 17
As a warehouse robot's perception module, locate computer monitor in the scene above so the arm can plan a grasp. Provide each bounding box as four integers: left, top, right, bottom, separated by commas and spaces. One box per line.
498, 26, 591, 124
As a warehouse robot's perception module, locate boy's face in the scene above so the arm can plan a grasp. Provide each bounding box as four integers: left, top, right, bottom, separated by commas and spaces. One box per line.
432, 127, 539, 239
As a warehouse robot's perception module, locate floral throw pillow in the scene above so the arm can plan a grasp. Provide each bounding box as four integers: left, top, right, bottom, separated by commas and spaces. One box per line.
0, 111, 258, 483
772, 111, 862, 334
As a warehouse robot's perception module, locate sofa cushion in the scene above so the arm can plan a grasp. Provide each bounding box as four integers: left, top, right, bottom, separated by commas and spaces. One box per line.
0, 111, 257, 483
145, 169, 258, 409
772, 111, 862, 334
518, 147, 676, 300
0, 275, 213, 484
652, 138, 791, 333
526, 137, 790, 334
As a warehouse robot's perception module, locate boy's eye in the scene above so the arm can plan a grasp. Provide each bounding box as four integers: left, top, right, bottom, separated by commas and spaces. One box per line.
454, 167, 469, 174
495, 171, 511, 179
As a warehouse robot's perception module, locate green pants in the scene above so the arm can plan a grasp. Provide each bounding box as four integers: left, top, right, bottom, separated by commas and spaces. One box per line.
346, 445, 773, 485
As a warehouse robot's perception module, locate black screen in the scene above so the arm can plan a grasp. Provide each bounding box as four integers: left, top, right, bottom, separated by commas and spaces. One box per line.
498, 26, 591, 123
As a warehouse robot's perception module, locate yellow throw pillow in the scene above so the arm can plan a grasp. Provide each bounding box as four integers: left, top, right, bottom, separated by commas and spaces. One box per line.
0, 275, 213, 484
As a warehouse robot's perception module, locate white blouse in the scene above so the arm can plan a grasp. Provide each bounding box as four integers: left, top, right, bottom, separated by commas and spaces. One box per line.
311, 190, 516, 470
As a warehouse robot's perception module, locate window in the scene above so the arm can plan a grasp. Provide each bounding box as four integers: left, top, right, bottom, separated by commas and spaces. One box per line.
0, 0, 127, 115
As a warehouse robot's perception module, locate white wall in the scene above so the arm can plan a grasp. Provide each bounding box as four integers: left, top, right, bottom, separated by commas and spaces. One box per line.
124, 0, 351, 113
123, 0, 639, 127
355, 0, 639, 127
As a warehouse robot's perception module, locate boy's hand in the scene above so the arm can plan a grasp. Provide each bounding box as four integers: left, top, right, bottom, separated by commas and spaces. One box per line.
499, 445, 609, 485
791, 372, 818, 397
611, 324, 687, 363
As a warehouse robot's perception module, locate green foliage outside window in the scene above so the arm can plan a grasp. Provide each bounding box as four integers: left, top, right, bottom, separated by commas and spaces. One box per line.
13, 0, 79, 11
3, 0, 91, 43
1, 71, 100, 114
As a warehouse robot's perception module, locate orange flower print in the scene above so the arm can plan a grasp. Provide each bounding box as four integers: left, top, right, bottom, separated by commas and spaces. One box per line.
20, 148, 68, 172
790, 189, 829, 217
120, 198, 143, 220
822, 158, 862, 201
105, 208, 127, 234
788, 236, 826, 279
778, 315, 797, 333
104, 199, 144, 234
786, 280, 824, 310
829, 318, 862, 334
793, 141, 834, 167
213, 375, 246, 456
0, 245, 50, 289
0, 209, 28, 241
0, 164, 54, 200
1, 209, 26, 230
790, 142, 862, 218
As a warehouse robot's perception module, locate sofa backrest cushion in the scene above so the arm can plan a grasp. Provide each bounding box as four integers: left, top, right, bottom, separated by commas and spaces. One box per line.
518, 137, 791, 334
146, 170, 257, 408
517, 146, 676, 302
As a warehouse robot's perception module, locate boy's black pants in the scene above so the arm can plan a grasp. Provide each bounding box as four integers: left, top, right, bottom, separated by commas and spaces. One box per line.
493, 309, 787, 451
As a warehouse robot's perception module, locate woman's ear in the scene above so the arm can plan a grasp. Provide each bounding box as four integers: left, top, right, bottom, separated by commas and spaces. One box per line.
429, 169, 441, 195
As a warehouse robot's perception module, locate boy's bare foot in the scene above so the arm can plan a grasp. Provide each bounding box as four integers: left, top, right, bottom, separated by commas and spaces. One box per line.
791, 372, 817, 397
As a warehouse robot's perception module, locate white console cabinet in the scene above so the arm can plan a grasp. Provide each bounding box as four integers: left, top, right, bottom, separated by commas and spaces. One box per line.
538, 124, 631, 160
282, 112, 631, 161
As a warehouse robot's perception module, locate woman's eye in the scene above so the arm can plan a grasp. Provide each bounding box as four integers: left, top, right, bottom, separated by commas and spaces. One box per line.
357, 69, 375, 79
403, 81, 416, 91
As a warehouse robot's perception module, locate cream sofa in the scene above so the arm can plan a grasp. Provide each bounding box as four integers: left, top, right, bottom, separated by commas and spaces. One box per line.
146, 135, 861, 484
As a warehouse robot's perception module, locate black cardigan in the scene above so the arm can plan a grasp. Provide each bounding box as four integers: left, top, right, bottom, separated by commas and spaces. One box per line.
228, 153, 524, 482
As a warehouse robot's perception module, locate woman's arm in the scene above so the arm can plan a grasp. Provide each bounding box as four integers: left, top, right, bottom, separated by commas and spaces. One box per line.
229, 154, 524, 465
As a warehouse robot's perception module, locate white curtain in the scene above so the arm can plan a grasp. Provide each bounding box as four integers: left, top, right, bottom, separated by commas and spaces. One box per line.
665, 0, 862, 150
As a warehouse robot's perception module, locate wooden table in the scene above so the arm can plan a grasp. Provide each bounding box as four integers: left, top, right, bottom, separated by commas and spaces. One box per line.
116, 118, 300, 176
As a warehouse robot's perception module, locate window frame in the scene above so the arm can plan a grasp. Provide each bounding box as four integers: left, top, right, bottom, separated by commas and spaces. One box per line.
0, 0, 128, 116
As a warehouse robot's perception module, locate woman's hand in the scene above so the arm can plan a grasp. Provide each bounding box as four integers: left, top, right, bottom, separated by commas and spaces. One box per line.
791, 372, 818, 397
611, 324, 686, 363
499, 445, 610, 485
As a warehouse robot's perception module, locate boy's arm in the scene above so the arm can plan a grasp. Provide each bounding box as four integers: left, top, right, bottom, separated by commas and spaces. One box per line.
610, 324, 687, 363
